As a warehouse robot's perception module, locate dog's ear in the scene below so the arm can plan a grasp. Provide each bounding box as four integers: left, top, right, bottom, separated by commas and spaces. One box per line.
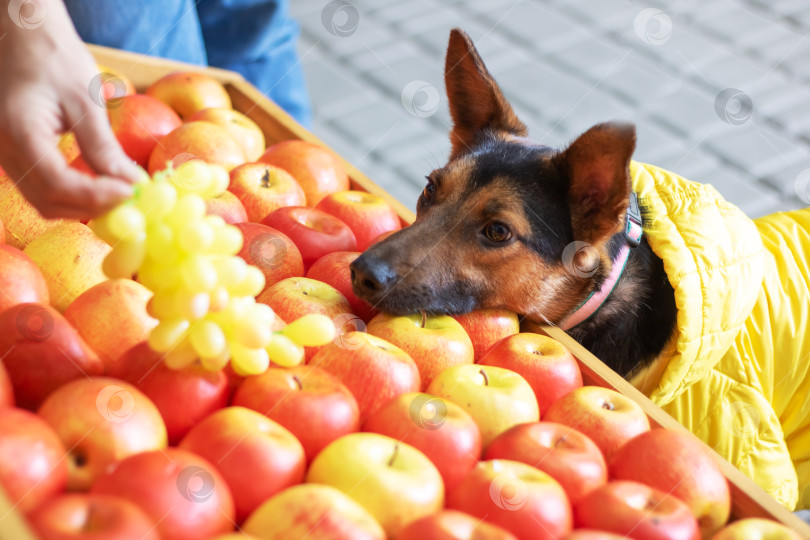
445, 28, 527, 158
556, 122, 636, 245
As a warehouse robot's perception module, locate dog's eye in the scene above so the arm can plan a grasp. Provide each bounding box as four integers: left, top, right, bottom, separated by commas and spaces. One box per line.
422, 180, 436, 201
484, 222, 512, 243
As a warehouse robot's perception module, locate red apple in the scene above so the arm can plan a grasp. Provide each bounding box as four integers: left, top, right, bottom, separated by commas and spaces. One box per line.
262, 206, 357, 270
396, 510, 518, 540
0, 362, 13, 407
307, 251, 378, 322
564, 531, 628, 540
29, 493, 159, 540
0, 303, 103, 410
370, 229, 398, 245
179, 407, 306, 523
206, 190, 248, 224
479, 333, 582, 416
310, 332, 421, 423
315, 190, 402, 251
364, 392, 481, 491
64, 279, 157, 367
242, 484, 385, 540
452, 309, 519, 362
259, 140, 349, 207
107, 94, 182, 167
448, 459, 572, 540
257, 276, 353, 361
228, 162, 306, 222
107, 341, 229, 444
609, 429, 731, 538
188, 107, 265, 161
0, 407, 68, 514
145, 71, 232, 119
544, 386, 650, 461
96, 64, 136, 101
367, 312, 474, 389
38, 377, 167, 491
710, 518, 803, 540
232, 365, 359, 462
0, 244, 50, 313
484, 422, 606, 505
235, 222, 304, 290
574, 481, 699, 540
91, 448, 235, 540
147, 121, 245, 174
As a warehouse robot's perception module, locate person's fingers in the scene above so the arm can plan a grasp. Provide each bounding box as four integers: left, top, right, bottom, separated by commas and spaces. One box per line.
64, 90, 141, 183
9, 123, 133, 219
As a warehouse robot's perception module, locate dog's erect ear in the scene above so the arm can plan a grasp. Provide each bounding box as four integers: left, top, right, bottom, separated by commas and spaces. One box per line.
445, 28, 527, 158
555, 122, 636, 245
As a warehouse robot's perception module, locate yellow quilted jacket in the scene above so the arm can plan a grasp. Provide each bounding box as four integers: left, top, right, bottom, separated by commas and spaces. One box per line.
627, 161, 810, 510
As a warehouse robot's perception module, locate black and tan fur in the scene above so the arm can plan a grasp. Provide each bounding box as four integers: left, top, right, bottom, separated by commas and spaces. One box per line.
350, 29, 677, 377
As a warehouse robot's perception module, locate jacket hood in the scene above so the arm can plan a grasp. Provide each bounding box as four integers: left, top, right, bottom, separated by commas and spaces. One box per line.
628, 162, 765, 405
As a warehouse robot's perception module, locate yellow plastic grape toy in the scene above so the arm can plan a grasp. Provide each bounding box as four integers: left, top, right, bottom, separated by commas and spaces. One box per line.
90, 160, 334, 375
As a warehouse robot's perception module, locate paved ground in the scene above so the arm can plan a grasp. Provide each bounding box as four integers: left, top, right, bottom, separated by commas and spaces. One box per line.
290, 0, 810, 218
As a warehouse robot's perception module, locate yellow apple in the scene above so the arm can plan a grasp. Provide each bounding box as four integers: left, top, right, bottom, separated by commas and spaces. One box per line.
710, 518, 802, 540
147, 121, 246, 174
367, 312, 474, 389
242, 484, 385, 540
64, 279, 157, 367
188, 107, 265, 162
0, 174, 68, 249
426, 364, 539, 448
306, 432, 444, 537
145, 72, 231, 119
23, 222, 111, 311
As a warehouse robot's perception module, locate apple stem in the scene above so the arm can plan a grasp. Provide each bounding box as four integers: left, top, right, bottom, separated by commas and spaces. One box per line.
420, 310, 427, 329
480, 368, 489, 386
261, 168, 271, 188
292, 375, 303, 390
388, 444, 399, 467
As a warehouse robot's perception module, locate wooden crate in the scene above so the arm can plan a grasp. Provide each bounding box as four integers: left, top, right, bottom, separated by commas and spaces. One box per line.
2, 44, 808, 538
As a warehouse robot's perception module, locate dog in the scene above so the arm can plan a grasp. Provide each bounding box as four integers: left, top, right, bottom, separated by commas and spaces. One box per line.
350, 29, 810, 510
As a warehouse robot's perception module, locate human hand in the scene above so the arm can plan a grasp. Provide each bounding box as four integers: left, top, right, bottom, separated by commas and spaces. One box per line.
0, 0, 141, 219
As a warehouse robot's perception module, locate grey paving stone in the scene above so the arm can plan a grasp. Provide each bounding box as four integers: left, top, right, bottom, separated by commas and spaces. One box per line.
395, 5, 466, 35
633, 120, 695, 165
751, 81, 810, 119
347, 40, 423, 73
369, 0, 443, 24
493, 2, 593, 53
696, 5, 782, 45
329, 100, 425, 150
374, 131, 451, 170
652, 147, 723, 182
618, 25, 727, 74
553, 89, 635, 136
644, 85, 729, 142
771, 99, 810, 137
546, 35, 633, 85
705, 123, 808, 178
456, 0, 523, 17
600, 56, 683, 104
754, 31, 809, 72
761, 158, 810, 199
297, 6, 395, 59
559, 0, 638, 32
301, 57, 378, 118
695, 50, 773, 92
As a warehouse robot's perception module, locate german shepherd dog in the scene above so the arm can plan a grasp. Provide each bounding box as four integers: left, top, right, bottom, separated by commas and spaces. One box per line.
350, 29, 677, 378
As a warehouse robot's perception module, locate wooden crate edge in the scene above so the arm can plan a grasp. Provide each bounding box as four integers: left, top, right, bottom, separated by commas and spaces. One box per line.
537, 324, 810, 535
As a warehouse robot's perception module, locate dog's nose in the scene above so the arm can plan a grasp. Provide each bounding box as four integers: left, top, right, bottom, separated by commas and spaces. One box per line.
350, 254, 397, 297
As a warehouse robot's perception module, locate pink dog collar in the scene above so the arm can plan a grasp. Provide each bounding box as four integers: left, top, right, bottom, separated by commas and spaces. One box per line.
559, 194, 643, 331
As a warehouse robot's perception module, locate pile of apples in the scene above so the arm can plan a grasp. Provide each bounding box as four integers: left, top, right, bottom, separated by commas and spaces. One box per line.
0, 68, 802, 540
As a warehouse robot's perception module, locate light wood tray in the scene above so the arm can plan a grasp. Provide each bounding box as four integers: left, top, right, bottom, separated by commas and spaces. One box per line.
2, 44, 807, 539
